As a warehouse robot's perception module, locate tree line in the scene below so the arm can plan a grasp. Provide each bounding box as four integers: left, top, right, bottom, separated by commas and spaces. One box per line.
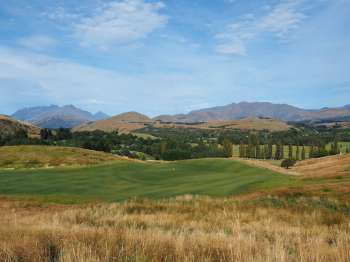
1, 126, 349, 161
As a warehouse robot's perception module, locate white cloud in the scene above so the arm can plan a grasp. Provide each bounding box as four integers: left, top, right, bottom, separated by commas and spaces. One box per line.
74, 0, 167, 49
216, 0, 306, 55
215, 40, 246, 56
0, 46, 210, 115
258, 0, 306, 37
17, 35, 57, 51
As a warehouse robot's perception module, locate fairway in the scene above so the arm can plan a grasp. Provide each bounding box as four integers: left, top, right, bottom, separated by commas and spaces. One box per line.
0, 158, 295, 203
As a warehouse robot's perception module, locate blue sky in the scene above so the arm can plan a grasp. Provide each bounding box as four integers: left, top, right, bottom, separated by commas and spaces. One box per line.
0, 0, 349, 116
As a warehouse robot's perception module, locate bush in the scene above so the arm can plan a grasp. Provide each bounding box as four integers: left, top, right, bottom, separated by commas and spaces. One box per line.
281, 159, 296, 169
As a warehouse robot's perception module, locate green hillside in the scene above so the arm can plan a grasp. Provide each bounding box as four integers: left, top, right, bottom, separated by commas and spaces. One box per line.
0, 158, 295, 203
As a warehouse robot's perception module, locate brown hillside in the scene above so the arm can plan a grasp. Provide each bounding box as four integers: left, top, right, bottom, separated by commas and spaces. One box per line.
205, 117, 291, 131
73, 112, 152, 133
0, 115, 40, 139
292, 154, 350, 178
153, 117, 291, 131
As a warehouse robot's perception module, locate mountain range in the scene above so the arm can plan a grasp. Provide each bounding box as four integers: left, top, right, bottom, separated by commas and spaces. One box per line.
154, 102, 350, 123
10, 102, 350, 129
12, 105, 109, 128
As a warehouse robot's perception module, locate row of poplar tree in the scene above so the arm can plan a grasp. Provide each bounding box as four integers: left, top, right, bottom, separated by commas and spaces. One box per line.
237, 140, 343, 160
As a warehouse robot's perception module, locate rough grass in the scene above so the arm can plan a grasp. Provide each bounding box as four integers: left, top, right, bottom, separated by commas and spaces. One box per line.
0, 196, 349, 261
0, 157, 296, 203
0, 146, 121, 169
293, 153, 350, 178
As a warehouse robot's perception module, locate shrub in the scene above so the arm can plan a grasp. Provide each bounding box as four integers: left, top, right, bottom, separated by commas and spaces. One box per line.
281, 159, 296, 169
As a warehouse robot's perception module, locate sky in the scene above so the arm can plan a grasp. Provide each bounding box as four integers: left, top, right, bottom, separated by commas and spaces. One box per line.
0, 0, 349, 116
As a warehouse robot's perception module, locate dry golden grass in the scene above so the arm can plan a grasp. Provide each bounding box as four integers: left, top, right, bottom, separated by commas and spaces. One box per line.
74, 116, 290, 133
231, 157, 300, 176
0, 146, 123, 169
293, 154, 350, 178
0, 196, 349, 261
153, 117, 291, 132
205, 117, 291, 131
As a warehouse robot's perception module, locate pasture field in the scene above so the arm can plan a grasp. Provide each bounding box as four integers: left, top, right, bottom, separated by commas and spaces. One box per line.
0, 157, 296, 203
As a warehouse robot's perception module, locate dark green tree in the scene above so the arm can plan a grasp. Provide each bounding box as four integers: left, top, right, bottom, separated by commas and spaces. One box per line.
301, 146, 306, 160
222, 139, 233, 158
288, 145, 293, 160
281, 159, 296, 169
296, 145, 300, 161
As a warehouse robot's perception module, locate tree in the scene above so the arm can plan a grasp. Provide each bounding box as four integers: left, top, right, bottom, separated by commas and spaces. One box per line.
55, 128, 72, 140
331, 136, 340, 155
239, 142, 244, 158
256, 144, 261, 159
301, 146, 306, 160
275, 144, 283, 160
296, 145, 300, 161
262, 145, 267, 159
288, 145, 293, 160
223, 139, 233, 158
160, 141, 167, 155
247, 135, 253, 158
268, 141, 273, 159
309, 145, 314, 158
40, 129, 53, 140
281, 159, 296, 169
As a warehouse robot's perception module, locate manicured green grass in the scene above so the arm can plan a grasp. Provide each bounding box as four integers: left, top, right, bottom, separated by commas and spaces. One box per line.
0, 158, 296, 203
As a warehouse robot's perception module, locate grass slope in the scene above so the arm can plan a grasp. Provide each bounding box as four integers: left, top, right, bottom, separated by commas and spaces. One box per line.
294, 153, 350, 178
0, 158, 295, 203
0, 146, 121, 169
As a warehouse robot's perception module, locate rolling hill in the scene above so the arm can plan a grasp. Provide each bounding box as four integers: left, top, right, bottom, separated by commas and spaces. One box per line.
292, 153, 350, 178
75, 115, 291, 133
73, 111, 152, 133
12, 105, 109, 128
0, 146, 122, 169
151, 117, 292, 132
0, 115, 40, 140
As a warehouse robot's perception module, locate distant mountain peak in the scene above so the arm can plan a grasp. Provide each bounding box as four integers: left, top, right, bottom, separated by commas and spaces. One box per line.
12, 105, 97, 128
93, 111, 109, 120
110, 111, 151, 122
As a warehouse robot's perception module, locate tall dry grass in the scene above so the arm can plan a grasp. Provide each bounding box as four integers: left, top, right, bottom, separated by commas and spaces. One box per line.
0, 196, 349, 261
